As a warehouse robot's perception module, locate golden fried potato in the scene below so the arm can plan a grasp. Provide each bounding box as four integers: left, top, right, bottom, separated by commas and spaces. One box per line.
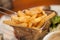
25, 9, 38, 16
24, 10, 32, 16
3, 20, 18, 26
28, 22, 33, 28
11, 15, 19, 20
3, 6, 56, 30
36, 12, 56, 28
4, 20, 28, 27
29, 7, 42, 13
17, 11, 26, 17
18, 22, 28, 27
31, 14, 47, 23
18, 17, 28, 22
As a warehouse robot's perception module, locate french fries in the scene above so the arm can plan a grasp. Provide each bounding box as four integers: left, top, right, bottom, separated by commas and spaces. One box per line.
37, 12, 56, 28
3, 7, 56, 29
17, 11, 26, 17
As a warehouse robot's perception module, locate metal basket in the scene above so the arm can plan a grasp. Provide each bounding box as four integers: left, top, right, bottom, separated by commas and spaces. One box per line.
0, 6, 56, 40
13, 20, 51, 40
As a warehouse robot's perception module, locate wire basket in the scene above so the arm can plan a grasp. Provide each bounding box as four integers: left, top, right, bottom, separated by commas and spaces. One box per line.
13, 20, 51, 40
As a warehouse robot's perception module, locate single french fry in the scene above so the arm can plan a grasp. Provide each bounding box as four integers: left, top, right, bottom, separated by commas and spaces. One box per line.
18, 23, 27, 27
4, 20, 28, 27
29, 7, 39, 14
3, 20, 18, 26
28, 22, 33, 28
11, 15, 19, 21
11, 15, 21, 24
17, 11, 26, 17
24, 10, 32, 16
18, 17, 28, 22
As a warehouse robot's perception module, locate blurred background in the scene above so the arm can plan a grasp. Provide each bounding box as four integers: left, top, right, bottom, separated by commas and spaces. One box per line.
12, 0, 60, 11
0, 0, 60, 17
0, 0, 60, 11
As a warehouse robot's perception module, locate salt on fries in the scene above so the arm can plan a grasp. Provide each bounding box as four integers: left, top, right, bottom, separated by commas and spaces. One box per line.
3, 7, 56, 29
